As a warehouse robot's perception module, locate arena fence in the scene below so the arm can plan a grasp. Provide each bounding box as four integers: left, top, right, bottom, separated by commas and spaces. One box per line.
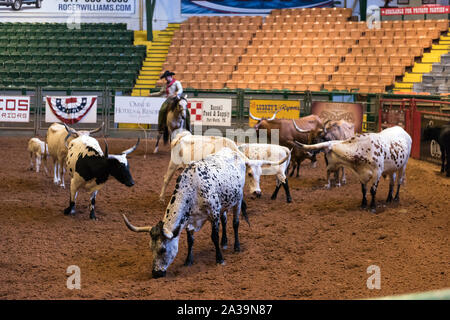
1, 86, 449, 140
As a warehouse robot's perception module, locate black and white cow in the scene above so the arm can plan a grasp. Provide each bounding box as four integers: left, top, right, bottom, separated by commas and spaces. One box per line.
423, 122, 450, 177
123, 148, 249, 278
295, 126, 412, 213
65, 135, 139, 220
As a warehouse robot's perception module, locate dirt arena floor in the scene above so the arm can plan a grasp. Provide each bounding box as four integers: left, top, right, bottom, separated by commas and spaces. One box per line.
0, 136, 448, 300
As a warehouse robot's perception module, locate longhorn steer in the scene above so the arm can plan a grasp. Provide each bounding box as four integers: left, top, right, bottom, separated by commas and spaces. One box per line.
27, 137, 49, 174
250, 110, 324, 177
159, 130, 289, 202
64, 135, 139, 220
322, 120, 356, 188
238, 143, 292, 202
295, 126, 412, 213
46, 122, 103, 188
123, 148, 250, 278
422, 123, 450, 177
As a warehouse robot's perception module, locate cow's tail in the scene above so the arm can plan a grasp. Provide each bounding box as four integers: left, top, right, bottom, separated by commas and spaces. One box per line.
241, 200, 250, 227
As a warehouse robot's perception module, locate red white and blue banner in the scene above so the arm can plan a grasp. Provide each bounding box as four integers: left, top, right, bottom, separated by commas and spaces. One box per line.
181, 0, 333, 14
45, 96, 97, 124
0, 96, 30, 123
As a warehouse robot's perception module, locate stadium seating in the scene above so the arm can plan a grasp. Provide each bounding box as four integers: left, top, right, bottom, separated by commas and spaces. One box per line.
162, 16, 263, 89
0, 22, 145, 90
160, 8, 448, 93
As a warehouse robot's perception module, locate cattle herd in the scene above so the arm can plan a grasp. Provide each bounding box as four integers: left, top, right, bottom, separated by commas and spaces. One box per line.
25, 113, 450, 278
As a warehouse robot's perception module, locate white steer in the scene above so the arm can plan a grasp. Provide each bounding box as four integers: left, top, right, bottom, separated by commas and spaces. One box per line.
238, 143, 292, 203
27, 137, 49, 174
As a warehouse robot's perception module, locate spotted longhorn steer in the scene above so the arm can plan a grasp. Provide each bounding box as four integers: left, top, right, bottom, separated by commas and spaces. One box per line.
321, 120, 356, 188
295, 126, 412, 213
27, 137, 49, 174
238, 143, 292, 203
159, 130, 289, 202
65, 135, 139, 220
123, 148, 250, 278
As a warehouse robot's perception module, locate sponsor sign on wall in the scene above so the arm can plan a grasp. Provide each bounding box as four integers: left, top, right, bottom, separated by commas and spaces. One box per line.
188, 99, 232, 127
0, 96, 30, 122
381, 5, 449, 16
114, 96, 165, 124
420, 112, 450, 165
45, 96, 97, 124
181, 0, 333, 14
248, 99, 300, 127
0, 0, 135, 15
311, 101, 363, 133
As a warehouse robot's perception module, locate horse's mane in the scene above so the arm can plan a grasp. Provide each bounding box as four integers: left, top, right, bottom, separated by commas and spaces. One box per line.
167, 96, 179, 112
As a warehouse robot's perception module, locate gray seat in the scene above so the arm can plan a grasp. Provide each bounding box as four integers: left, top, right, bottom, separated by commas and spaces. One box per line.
422, 74, 434, 84
431, 63, 444, 74
441, 54, 450, 64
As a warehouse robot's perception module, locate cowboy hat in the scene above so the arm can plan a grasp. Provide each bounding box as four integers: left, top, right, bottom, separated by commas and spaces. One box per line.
160, 70, 175, 79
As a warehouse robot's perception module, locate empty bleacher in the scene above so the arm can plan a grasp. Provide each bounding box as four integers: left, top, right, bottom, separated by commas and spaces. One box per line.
162, 15, 263, 89
413, 54, 450, 94
159, 8, 448, 93
0, 22, 146, 90
327, 19, 449, 93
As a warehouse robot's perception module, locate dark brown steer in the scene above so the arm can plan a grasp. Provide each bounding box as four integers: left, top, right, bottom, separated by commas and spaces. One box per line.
250, 110, 324, 178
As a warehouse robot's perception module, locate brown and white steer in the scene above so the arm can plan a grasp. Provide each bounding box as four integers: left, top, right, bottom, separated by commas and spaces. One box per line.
321, 120, 356, 188
295, 126, 412, 213
250, 110, 324, 176
27, 137, 49, 174
46, 122, 103, 188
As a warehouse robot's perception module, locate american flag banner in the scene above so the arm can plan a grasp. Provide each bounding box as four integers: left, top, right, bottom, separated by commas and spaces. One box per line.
45, 96, 97, 124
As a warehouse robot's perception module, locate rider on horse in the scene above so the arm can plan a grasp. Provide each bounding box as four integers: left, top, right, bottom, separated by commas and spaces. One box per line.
150, 70, 190, 132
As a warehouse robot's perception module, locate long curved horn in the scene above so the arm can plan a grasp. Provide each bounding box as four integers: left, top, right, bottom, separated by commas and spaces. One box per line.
122, 138, 140, 155
64, 132, 71, 149
122, 214, 151, 233
249, 110, 262, 121
63, 123, 79, 138
258, 153, 290, 167
89, 122, 104, 135
292, 119, 311, 133
266, 110, 280, 121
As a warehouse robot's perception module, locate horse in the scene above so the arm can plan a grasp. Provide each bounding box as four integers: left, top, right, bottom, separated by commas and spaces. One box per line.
154, 95, 190, 154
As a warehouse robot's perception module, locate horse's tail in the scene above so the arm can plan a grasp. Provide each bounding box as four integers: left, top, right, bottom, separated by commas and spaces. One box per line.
163, 126, 169, 145
185, 109, 191, 132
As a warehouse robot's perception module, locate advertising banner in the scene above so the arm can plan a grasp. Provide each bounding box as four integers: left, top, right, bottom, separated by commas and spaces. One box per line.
181, 0, 333, 14
188, 98, 232, 127
0, 0, 135, 15
0, 96, 30, 122
380, 108, 406, 130
45, 96, 97, 124
381, 5, 450, 16
114, 96, 165, 124
248, 99, 300, 127
420, 112, 450, 165
311, 101, 363, 133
